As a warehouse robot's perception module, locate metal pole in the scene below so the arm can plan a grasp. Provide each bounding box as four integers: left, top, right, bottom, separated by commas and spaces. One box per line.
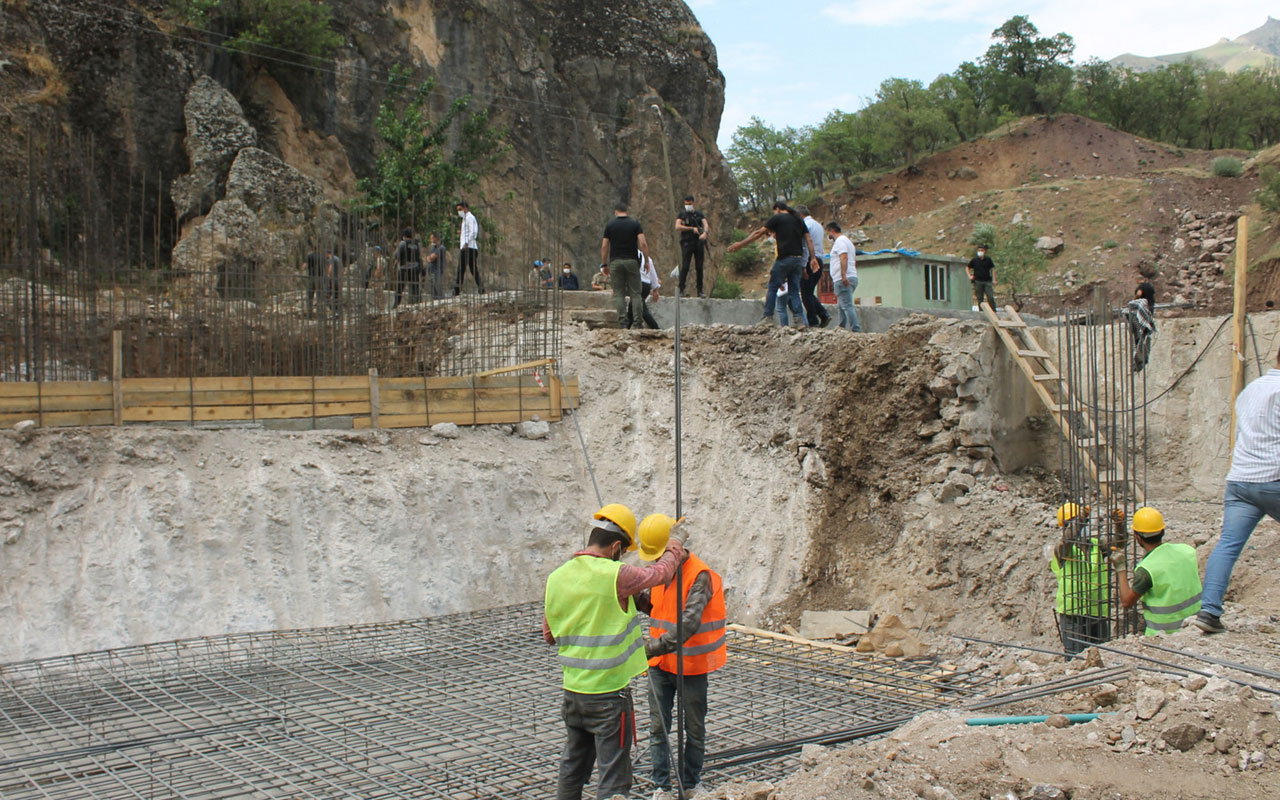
1229, 215, 1248, 450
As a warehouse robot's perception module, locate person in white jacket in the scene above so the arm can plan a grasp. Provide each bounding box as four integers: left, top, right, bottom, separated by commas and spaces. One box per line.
454, 200, 484, 295
628, 250, 661, 329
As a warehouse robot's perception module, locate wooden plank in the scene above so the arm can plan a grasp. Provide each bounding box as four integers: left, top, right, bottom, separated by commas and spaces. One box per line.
123, 401, 370, 423
112, 330, 123, 426
313, 376, 369, 391
25, 381, 113, 396
1032, 372, 1061, 382
377, 377, 423, 392
0, 384, 39, 399
474, 358, 555, 378
549, 374, 562, 421
368, 368, 380, 429
1016, 349, 1050, 359
0, 393, 111, 412
1230, 215, 1248, 446
0, 410, 113, 428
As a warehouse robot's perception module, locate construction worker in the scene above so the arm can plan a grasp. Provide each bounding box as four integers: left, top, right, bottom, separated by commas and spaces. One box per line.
634, 515, 726, 800
542, 503, 687, 800
1115, 507, 1203, 635
1050, 503, 1115, 655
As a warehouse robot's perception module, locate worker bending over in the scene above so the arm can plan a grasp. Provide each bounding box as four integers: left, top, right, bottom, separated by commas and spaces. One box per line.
634, 515, 726, 799
543, 503, 686, 800
1050, 503, 1118, 655
1115, 507, 1203, 634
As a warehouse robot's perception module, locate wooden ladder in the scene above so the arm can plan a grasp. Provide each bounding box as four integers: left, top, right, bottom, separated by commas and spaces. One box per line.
980, 302, 1143, 504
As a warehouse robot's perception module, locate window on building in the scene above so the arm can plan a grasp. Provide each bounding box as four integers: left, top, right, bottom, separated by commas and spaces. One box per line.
924, 263, 950, 302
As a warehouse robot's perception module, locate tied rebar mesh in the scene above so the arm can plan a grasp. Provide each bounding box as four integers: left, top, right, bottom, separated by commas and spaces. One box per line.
1052, 290, 1149, 650
0, 129, 564, 382
0, 603, 991, 799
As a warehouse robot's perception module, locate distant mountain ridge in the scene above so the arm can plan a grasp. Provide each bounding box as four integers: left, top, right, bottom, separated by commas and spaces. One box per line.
1111, 17, 1280, 72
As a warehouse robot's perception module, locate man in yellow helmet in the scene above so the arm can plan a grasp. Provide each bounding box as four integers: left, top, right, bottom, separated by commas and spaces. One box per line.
1050, 503, 1118, 654
633, 514, 727, 799
1115, 507, 1203, 635
542, 504, 686, 800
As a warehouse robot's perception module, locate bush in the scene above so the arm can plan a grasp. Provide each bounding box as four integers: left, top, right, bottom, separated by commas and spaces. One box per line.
710, 273, 742, 299
968, 222, 996, 250
1258, 166, 1280, 214
723, 228, 765, 275
1211, 156, 1243, 178
171, 0, 342, 59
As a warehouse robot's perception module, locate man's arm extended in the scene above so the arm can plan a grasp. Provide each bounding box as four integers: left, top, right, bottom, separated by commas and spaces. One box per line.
727, 226, 768, 252
601, 237, 610, 266
645, 571, 712, 657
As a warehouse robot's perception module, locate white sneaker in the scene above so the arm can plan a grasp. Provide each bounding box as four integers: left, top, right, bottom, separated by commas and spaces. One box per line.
651, 791, 672, 800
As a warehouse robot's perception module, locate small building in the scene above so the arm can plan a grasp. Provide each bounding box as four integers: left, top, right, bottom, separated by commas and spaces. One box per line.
819, 251, 972, 311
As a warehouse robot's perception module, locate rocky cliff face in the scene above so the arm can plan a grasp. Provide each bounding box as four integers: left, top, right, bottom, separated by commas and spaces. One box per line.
1, 0, 736, 281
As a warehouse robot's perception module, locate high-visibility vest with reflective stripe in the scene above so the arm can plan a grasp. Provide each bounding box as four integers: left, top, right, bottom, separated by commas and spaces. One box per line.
1136, 542, 1202, 635
648, 553, 727, 676
544, 555, 649, 693
1050, 537, 1109, 617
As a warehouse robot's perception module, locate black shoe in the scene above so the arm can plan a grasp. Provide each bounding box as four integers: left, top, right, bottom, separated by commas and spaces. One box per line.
1193, 611, 1225, 634
820, 315, 832, 328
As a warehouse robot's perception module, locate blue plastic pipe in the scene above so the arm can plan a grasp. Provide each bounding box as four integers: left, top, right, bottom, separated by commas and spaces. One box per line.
965, 713, 1105, 726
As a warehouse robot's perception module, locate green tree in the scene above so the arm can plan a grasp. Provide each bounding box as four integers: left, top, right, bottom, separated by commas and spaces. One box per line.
866, 78, 951, 166
171, 0, 342, 58
808, 110, 876, 189
929, 73, 982, 142
726, 117, 804, 210
356, 66, 508, 250
981, 15, 1075, 116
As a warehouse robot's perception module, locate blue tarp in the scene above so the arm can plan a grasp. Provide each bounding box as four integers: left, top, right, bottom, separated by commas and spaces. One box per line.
858, 247, 921, 257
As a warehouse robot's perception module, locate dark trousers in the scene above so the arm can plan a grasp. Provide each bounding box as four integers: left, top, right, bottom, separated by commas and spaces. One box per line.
556, 687, 635, 800
679, 240, 705, 295
647, 668, 708, 792
625, 282, 660, 329
1057, 614, 1110, 656
393, 265, 420, 307
455, 247, 483, 294
306, 270, 338, 317
973, 279, 996, 310
799, 265, 828, 325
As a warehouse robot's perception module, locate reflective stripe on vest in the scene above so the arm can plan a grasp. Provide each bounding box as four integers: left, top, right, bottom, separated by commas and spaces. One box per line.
544, 556, 650, 693
1050, 536, 1110, 617
1136, 542, 1202, 636
648, 553, 728, 676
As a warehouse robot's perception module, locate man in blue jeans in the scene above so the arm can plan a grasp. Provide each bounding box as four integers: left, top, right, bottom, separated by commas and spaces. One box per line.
825, 222, 861, 332
1196, 344, 1280, 633
727, 202, 819, 328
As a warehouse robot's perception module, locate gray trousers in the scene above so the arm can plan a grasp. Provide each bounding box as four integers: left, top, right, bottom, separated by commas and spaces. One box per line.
610, 258, 643, 329
556, 687, 635, 800
973, 279, 996, 310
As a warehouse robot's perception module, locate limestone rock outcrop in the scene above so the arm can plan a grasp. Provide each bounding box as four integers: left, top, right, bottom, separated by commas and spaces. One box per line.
170, 76, 259, 221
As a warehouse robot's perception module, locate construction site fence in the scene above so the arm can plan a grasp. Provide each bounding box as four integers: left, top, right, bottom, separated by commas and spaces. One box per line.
1, 127, 566, 382
0, 359, 579, 431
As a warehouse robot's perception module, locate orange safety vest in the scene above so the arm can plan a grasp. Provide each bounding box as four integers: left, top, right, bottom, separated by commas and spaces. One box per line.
648, 553, 727, 676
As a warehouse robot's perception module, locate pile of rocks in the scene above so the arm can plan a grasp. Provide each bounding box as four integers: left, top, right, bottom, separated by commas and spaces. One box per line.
1158, 208, 1241, 306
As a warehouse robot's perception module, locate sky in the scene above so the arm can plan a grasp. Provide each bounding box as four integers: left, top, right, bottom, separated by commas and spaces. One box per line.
688, 0, 1277, 150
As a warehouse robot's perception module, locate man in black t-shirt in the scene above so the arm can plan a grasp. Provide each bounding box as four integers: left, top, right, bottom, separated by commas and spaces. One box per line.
967, 246, 997, 310
727, 202, 819, 327
675, 194, 708, 297
424, 232, 447, 299
393, 227, 423, 308
601, 203, 650, 329
304, 247, 341, 318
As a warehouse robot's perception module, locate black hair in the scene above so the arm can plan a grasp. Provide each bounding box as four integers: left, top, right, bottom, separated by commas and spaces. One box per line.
1136, 281, 1156, 306
796, 205, 811, 216
402, 227, 413, 238
825, 221, 842, 233
587, 526, 628, 551
683, 194, 694, 203
614, 202, 629, 213
456, 200, 469, 209
772, 201, 802, 221
429, 232, 440, 240
1137, 531, 1165, 545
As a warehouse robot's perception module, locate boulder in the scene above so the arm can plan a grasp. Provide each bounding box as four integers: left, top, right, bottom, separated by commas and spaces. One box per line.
430, 422, 461, 439
514, 420, 550, 440
1162, 722, 1205, 752
1135, 686, 1166, 720
879, 193, 898, 204
170, 76, 258, 220
954, 166, 979, 180
170, 199, 262, 293
226, 147, 324, 222
865, 614, 924, 656
1035, 236, 1065, 255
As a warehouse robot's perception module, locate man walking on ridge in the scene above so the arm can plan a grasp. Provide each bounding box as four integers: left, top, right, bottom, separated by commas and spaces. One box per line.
634, 514, 726, 800
1196, 344, 1280, 633
727, 202, 819, 328
675, 195, 708, 298
967, 245, 996, 310
1115, 507, 1202, 635
797, 205, 831, 327
454, 200, 484, 295
602, 203, 650, 329
543, 504, 686, 800
825, 222, 860, 332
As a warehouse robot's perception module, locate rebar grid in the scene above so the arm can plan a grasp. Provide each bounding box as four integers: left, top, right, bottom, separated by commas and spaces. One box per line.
0, 604, 992, 798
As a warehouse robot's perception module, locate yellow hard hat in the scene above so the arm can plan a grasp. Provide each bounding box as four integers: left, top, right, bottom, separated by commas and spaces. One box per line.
1056, 502, 1085, 527
637, 514, 679, 562
1132, 507, 1165, 537
593, 503, 637, 550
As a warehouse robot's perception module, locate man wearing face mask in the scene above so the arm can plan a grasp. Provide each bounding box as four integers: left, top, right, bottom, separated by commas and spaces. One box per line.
543, 504, 687, 800
557, 263, 580, 290
454, 200, 485, 295
675, 195, 708, 298
967, 245, 997, 310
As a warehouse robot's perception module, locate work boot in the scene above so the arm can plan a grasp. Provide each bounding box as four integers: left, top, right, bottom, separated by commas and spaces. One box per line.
789, 315, 806, 329
756, 315, 777, 327
1193, 611, 1226, 634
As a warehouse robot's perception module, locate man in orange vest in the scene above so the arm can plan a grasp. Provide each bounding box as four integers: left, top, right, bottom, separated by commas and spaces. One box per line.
635, 514, 727, 799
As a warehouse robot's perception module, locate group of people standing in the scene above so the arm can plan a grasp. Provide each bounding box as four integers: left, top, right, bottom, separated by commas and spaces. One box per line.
728, 202, 861, 332
543, 505, 726, 800
304, 201, 485, 316
598, 196, 710, 330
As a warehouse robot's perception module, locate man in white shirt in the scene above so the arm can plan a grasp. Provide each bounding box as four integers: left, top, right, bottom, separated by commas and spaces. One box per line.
825, 222, 860, 332
1196, 345, 1280, 633
796, 205, 831, 327
454, 200, 484, 295
628, 250, 661, 329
